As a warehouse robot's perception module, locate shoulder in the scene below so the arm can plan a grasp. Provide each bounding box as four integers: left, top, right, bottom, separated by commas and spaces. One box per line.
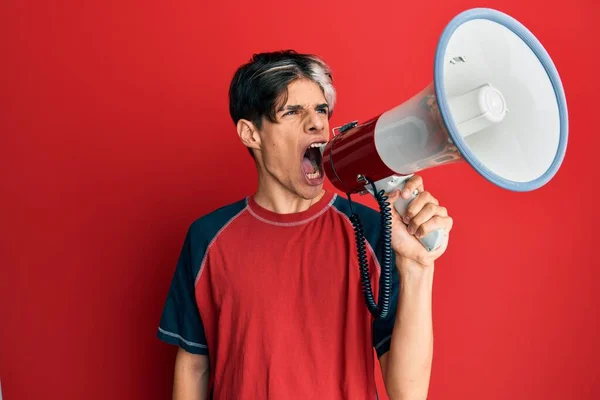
331, 194, 383, 239
187, 197, 248, 246
332, 194, 380, 224
332, 193, 396, 264
168, 199, 247, 280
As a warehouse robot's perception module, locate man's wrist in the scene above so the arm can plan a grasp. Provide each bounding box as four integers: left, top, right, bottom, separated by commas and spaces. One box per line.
395, 257, 435, 282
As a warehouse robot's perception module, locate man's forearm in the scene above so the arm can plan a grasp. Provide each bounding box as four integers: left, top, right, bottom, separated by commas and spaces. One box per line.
173, 372, 209, 400
173, 349, 210, 400
384, 261, 435, 400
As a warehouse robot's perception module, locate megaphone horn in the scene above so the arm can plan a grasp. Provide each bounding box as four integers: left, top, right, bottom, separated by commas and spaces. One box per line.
322, 7, 568, 318
323, 7, 567, 251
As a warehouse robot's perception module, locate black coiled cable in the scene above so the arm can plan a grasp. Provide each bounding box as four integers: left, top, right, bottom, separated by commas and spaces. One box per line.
347, 177, 393, 320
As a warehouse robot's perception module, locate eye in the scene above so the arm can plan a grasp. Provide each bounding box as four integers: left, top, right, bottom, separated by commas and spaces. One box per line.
316, 107, 328, 114
282, 110, 298, 117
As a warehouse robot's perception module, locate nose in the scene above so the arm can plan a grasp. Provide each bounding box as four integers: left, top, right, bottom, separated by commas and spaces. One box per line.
304, 109, 325, 133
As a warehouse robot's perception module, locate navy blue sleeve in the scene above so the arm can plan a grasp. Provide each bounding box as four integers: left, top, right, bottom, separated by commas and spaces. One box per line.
157, 226, 209, 355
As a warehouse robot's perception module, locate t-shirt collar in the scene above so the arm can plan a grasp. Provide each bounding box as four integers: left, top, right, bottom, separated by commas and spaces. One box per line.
247, 191, 337, 226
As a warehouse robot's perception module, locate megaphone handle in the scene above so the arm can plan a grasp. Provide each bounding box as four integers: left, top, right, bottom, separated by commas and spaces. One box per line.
368, 175, 445, 252
392, 190, 445, 253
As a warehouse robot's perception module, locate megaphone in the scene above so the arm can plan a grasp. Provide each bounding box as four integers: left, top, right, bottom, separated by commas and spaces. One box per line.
323, 8, 568, 319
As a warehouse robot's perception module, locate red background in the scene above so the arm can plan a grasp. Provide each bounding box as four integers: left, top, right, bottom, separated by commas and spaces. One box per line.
1, 0, 598, 399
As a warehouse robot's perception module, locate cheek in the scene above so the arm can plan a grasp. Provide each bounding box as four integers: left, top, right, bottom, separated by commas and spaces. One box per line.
277, 142, 299, 167
263, 138, 298, 170
260, 127, 300, 171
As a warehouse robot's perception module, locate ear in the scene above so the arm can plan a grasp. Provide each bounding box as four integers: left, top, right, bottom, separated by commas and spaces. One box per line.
237, 119, 261, 152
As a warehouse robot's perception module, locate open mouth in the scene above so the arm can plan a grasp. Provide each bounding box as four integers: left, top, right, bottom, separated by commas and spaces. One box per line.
301, 142, 326, 181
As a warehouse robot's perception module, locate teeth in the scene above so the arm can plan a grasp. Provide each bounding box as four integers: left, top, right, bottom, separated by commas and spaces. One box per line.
306, 170, 321, 180
309, 142, 327, 149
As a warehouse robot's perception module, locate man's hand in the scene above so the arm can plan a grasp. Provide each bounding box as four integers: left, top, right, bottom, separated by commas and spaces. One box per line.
386, 175, 453, 270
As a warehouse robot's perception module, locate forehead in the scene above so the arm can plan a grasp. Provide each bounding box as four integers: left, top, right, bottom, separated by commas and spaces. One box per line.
284, 79, 327, 106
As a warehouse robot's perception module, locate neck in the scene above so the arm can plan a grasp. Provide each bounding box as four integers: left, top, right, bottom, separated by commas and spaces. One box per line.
253, 170, 326, 214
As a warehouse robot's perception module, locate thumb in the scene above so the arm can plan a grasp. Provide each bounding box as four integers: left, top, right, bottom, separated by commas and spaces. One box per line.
386, 189, 402, 204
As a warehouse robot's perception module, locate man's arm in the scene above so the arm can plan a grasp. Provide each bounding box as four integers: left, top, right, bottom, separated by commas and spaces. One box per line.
379, 174, 453, 399
380, 262, 434, 400
173, 348, 210, 400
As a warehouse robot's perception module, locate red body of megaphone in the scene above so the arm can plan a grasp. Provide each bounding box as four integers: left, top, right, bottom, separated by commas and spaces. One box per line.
322, 84, 461, 196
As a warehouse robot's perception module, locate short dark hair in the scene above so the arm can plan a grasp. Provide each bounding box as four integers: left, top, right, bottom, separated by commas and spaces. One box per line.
228, 50, 336, 157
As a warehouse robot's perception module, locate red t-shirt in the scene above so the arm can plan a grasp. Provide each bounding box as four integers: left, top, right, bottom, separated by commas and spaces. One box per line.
158, 190, 399, 399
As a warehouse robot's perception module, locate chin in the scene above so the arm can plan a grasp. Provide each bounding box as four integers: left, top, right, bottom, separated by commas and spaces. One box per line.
295, 183, 323, 200
302, 185, 325, 199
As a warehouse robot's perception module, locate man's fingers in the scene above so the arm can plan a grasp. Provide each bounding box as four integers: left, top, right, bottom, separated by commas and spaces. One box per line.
415, 215, 454, 239
407, 203, 441, 235
404, 191, 439, 223
401, 175, 424, 199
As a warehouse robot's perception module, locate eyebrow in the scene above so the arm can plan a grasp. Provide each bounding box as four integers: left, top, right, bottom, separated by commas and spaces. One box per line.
278, 103, 329, 113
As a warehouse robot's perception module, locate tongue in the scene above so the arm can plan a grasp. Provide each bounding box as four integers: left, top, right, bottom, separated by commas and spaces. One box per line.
302, 156, 316, 174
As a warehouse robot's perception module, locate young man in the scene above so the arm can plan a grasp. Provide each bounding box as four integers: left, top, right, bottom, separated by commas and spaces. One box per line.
157, 50, 453, 400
